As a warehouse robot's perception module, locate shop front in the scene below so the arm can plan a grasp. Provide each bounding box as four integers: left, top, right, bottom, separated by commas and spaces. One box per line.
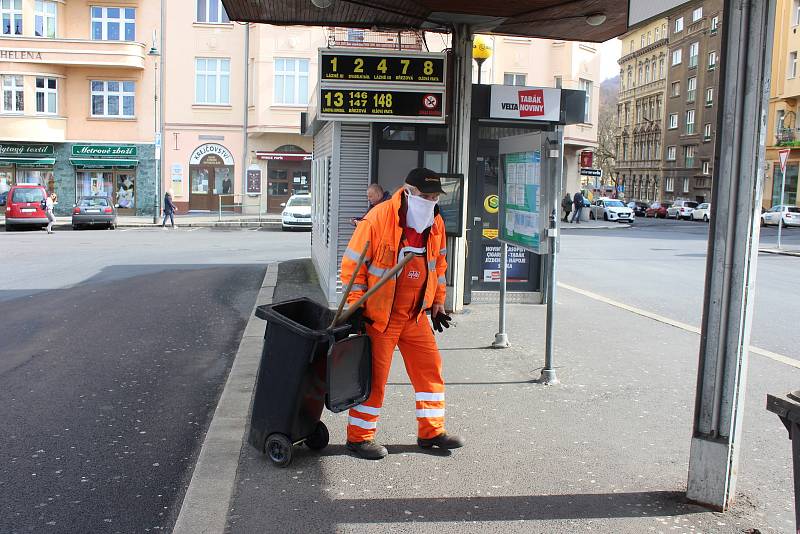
0, 143, 57, 197
69, 145, 139, 215
188, 143, 235, 211
256, 145, 312, 213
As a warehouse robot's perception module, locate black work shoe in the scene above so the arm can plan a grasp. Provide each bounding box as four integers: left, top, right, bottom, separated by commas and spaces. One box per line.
417, 432, 465, 449
346, 440, 388, 460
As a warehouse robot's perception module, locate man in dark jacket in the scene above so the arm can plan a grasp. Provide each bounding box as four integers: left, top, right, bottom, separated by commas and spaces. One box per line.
561, 192, 572, 223
571, 191, 585, 224
351, 183, 391, 226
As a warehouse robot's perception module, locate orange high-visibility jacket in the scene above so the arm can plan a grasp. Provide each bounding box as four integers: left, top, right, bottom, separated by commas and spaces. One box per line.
341, 188, 448, 333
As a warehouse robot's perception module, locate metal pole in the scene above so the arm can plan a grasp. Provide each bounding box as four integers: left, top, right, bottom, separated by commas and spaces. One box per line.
152, 58, 159, 224
779, 166, 786, 249
492, 241, 509, 348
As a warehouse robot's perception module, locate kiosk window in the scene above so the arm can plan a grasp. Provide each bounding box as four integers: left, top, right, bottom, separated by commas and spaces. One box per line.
381, 125, 416, 142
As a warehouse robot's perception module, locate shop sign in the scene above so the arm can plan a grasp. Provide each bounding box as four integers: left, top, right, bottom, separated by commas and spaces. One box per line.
489, 86, 561, 123
247, 169, 262, 194
320, 50, 446, 84
0, 50, 43, 60
580, 151, 594, 168
580, 168, 602, 177
71, 145, 138, 157
319, 88, 444, 122
0, 143, 54, 156
256, 152, 312, 161
482, 244, 529, 283
189, 143, 234, 166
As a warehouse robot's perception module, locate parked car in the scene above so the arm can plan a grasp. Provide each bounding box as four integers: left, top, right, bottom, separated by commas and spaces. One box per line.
72, 196, 117, 230
589, 198, 634, 223
761, 204, 800, 227
626, 201, 649, 217
0, 190, 7, 206
667, 200, 699, 220
691, 203, 712, 222
4, 184, 48, 231
645, 201, 672, 218
281, 193, 312, 231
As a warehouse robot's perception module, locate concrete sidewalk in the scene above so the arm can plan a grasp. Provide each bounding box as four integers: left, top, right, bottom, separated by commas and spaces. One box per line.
185, 259, 796, 533
1, 212, 282, 229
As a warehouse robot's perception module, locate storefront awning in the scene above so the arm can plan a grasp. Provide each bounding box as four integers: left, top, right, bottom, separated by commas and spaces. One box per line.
0, 157, 56, 165
70, 158, 139, 168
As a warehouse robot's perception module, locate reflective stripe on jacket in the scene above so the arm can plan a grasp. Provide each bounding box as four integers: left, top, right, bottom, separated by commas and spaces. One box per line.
341, 188, 447, 333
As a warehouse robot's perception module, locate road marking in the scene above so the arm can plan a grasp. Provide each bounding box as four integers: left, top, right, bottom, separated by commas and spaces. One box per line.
558, 282, 800, 369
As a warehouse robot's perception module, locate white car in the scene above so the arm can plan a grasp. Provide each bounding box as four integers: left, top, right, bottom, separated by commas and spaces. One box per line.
281, 193, 312, 231
691, 202, 712, 222
761, 204, 800, 227
667, 200, 699, 220
589, 198, 634, 223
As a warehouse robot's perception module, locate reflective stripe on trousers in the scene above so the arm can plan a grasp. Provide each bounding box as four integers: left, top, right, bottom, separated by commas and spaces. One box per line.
347, 252, 446, 442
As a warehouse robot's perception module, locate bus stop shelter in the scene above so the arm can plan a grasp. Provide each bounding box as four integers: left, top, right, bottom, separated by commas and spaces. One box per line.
221, 0, 777, 517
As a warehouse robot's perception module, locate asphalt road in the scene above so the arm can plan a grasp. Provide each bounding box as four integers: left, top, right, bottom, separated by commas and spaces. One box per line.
0, 227, 311, 533
559, 216, 800, 358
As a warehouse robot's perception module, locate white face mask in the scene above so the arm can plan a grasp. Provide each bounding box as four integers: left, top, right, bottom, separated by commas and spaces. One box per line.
405, 188, 437, 232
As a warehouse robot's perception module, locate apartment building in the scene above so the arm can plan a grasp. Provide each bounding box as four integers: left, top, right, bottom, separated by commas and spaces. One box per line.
661, 0, 722, 203
0, 0, 160, 215
764, 0, 800, 209
614, 17, 669, 203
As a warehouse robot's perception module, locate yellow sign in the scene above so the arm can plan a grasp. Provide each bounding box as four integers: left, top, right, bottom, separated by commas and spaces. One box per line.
484, 194, 499, 214
473, 36, 493, 61
482, 228, 499, 239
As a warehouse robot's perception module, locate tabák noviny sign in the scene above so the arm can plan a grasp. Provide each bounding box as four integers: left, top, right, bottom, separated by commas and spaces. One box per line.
489, 86, 561, 123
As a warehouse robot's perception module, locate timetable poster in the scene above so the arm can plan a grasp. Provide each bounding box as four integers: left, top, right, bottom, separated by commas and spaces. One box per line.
501, 151, 542, 251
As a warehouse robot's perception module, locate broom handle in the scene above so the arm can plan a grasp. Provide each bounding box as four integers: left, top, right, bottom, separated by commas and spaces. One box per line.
330, 240, 370, 328
335, 253, 415, 326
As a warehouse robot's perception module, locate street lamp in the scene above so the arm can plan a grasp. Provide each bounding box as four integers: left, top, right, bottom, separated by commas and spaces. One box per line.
472, 35, 492, 84
148, 34, 161, 225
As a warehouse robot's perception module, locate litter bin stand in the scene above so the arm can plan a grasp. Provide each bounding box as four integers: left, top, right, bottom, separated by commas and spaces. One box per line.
766, 391, 800, 532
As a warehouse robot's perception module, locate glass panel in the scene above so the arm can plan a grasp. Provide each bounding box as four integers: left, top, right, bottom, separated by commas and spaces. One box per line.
221, 4, 229, 22
195, 74, 204, 102
47, 92, 56, 112
115, 173, 135, 210
216, 167, 232, 194
36, 92, 44, 112
91, 80, 104, 91
124, 8, 134, 18
35, 15, 43, 36
122, 96, 134, 116
206, 74, 216, 103
107, 81, 119, 92
92, 6, 102, 17
92, 95, 104, 115
36, 77, 44, 88
299, 59, 309, 73
107, 21, 119, 40
124, 22, 134, 41
92, 20, 102, 39
108, 95, 119, 116
107, 7, 119, 17
46, 17, 55, 38
381, 125, 416, 141
196, 0, 206, 22
285, 75, 295, 104
274, 74, 284, 103
122, 81, 134, 92
220, 75, 229, 103
209, 0, 218, 21
298, 75, 308, 104
47, 78, 56, 89
191, 168, 209, 193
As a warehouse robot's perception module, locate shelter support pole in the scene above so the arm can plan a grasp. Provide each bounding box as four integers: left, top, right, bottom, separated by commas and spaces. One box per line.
686, 0, 775, 510
445, 23, 473, 313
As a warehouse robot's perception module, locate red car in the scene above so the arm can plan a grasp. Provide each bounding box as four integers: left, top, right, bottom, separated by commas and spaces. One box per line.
4, 184, 49, 231
645, 201, 672, 218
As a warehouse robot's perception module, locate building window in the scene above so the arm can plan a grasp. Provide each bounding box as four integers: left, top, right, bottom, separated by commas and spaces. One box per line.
667, 146, 677, 161
641, 35, 646, 48
684, 145, 696, 167
659, 57, 665, 78
702, 160, 710, 175
705, 87, 713, 106
35, 0, 56, 38
503, 72, 526, 86
692, 7, 703, 22
704, 123, 712, 140
638, 64, 644, 84
708, 51, 717, 70
672, 49, 682, 66
579, 78, 592, 123
91, 6, 136, 41
648, 31, 652, 44
195, 58, 231, 105
686, 109, 696, 134
666, 176, 675, 191
669, 113, 678, 129
553, 75, 562, 88
795, 0, 800, 26
655, 27, 660, 40
689, 42, 699, 68
2, 75, 23, 113
711, 16, 719, 33
687, 77, 696, 103
675, 17, 684, 33
196, 0, 229, 23
90, 80, 135, 118
35, 77, 57, 114
1, 0, 22, 35
275, 58, 310, 105
671, 81, 681, 97
683, 177, 690, 193
645, 62, 651, 83
790, 52, 798, 79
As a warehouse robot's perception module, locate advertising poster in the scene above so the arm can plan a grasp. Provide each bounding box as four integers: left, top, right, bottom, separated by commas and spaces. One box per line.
482, 244, 529, 283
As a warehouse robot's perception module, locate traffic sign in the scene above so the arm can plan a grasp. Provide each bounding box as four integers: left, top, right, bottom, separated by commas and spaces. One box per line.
779, 148, 791, 174
580, 168, 602, 178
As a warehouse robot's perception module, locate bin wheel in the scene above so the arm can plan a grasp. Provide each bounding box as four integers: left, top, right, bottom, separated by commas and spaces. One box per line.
265, 434, 293, 467
305, 422, 329, 450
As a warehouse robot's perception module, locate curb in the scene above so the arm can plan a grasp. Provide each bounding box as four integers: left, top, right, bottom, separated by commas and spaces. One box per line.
3, 221, 282, 230
171, 263, 276, 534
759, 248, 800, 257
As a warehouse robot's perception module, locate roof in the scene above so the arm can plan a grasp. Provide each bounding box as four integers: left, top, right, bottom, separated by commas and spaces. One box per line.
220, 0, 630, 43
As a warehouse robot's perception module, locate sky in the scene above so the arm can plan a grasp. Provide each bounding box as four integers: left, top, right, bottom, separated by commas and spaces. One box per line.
600, 38, 622, 81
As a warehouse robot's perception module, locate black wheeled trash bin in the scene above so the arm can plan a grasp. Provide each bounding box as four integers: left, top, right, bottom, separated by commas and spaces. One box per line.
248, 297, 372, 467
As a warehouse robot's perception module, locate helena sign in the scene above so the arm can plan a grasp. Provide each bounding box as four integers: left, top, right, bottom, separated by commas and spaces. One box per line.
71, 145, 137, 157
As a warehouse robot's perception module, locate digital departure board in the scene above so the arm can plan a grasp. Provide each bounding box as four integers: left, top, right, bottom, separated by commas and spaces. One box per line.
320, 51, 446, 84
319, 88, 444, 121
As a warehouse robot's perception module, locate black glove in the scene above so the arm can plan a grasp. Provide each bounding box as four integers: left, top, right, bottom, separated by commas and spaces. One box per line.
431, 311, 452, 333
347, 306, 367, 335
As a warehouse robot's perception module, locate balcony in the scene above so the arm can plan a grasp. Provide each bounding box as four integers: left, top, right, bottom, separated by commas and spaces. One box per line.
776, 128, 797, 146
325, 27, 424, 50
0, 37, 146, 69
619, 78, 666, 101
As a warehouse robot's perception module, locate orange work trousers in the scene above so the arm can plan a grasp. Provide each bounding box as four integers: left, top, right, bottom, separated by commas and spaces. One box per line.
347, 253, 446, 442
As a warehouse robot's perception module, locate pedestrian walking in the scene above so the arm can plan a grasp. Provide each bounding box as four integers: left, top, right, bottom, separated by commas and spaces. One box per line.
340, 167, 465, 460
351, 183, 391, 226
162, 190, 178, 228
561, 192, 572, 223
571, 191, 585, 224
45, 192, 56, 234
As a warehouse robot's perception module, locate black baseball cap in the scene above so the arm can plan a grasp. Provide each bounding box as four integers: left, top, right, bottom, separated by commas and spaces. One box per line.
405, 167, 447, 194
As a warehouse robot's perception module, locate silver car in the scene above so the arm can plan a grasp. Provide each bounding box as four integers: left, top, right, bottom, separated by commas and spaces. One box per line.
761, 205, 800, 227
72, 196, 117, 230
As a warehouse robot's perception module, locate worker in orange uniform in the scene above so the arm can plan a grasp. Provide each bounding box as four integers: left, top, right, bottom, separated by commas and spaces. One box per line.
340, 167, 465, 460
